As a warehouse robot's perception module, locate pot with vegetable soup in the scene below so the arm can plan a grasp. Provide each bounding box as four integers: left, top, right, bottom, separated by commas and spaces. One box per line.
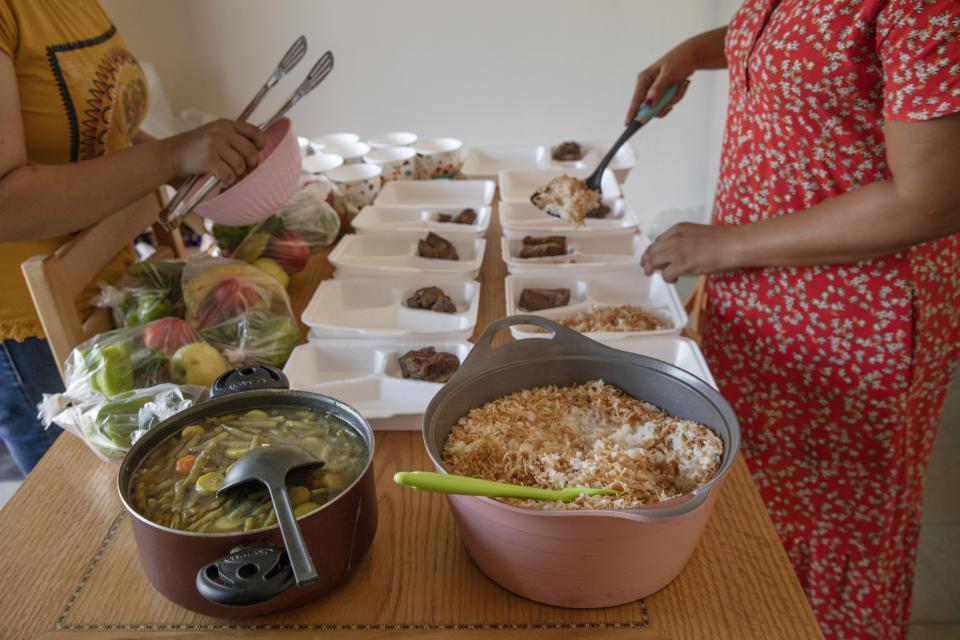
117, 365, 377, 616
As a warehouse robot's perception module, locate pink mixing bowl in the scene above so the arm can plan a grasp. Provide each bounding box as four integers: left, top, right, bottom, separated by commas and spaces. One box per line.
422, 315, 741, 608
193, 118, 300, 225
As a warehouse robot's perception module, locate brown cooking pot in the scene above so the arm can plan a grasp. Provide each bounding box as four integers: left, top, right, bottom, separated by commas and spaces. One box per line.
117, 365, 378, 617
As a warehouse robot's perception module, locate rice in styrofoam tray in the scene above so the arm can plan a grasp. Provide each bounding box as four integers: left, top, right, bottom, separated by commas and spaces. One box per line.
442, 380, 722, 510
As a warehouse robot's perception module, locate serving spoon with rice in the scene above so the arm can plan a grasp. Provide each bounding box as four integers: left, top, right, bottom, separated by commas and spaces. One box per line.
532, 82, 681, 223
394, 471, 618, 503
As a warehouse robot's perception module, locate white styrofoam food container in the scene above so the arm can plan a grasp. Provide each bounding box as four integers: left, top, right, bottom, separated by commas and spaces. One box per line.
375, 180, 495, 207
284, 340, 474, 427
602, 336, 716, 389
461, 146, 549, 181
501, 234, 647, 275
330, 235, 486, 280
550, 141, 637, 183
352, 204, 491, 239
504, 271, 686, 340
498, 167, 621, 204
499, 199, 640, 238
302, 278, 480, 340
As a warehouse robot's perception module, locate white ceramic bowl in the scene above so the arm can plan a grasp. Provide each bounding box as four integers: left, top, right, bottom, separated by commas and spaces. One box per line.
311, 132, 360, 150
325, 141, 371, 164
368, 131, 418, 149
363, 147, 417, 182
302, 152, 344, 175
414, 137, 462, 179
327, 163, 383, 208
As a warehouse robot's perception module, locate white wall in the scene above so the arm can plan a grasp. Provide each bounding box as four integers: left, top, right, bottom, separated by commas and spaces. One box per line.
103, 0, 741, 232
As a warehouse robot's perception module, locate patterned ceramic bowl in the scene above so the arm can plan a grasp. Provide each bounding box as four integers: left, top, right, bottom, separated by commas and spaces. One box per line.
311, 132, 359, 150
326, 163, 382, 208
414, 137, 462, 179
363, 147, 417, 182
325, 141, 371, 165
368, 131, 418, 149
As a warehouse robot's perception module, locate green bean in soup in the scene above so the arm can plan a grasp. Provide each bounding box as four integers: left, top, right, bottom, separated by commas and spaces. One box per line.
130, 407, 367, 533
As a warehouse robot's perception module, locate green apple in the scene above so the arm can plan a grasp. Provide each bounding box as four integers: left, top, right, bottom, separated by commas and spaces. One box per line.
252, 258, 290, 288
171, 342, 229, 387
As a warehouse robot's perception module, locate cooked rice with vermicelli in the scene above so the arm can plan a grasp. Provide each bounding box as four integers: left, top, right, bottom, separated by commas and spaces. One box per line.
441, 380, 722, 510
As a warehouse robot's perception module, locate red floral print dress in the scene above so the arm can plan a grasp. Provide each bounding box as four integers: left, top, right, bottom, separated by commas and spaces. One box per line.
701, 1, 960, 638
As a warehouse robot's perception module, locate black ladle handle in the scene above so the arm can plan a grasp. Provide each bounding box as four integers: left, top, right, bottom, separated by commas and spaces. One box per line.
266, 483, 319, 586
584, 82, 680, 192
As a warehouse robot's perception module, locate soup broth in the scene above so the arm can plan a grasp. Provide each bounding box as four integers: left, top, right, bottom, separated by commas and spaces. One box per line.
130, 407, 367, 533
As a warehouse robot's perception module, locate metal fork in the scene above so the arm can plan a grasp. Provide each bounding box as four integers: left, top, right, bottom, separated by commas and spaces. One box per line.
157, 35, 308, 224
160, 51, 335, 230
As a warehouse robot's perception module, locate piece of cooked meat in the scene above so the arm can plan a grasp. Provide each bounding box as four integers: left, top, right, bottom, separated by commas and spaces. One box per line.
436, 213, 452, 223
436, 208, 477, 225
518, 288, 571, 311
406, 286, 457, 313
519, 235, 567, 259
551, 141, 583, 161
417, 232, 459, 260
398, 347, 460, 382
585, 203, 611, 219
530, 175, 601, 225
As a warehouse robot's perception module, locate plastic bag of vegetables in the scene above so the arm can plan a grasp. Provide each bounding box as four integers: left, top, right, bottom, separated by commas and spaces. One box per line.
228, 183, 342, 281
300, 175, 360, 229
45, 317, 229, 407
94, 260, 186, 327
47, 383, 207, 462
182, 257, 299, 367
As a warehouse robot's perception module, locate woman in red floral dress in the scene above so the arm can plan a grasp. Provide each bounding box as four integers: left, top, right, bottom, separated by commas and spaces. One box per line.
628, 1, 960, 638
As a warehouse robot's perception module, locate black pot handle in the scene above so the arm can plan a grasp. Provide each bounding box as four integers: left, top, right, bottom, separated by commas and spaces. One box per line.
210, 365, 289, 398
196, 544, 295, 606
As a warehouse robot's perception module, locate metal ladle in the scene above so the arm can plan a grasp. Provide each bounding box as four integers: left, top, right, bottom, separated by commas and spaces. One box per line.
217, 444, 324, 586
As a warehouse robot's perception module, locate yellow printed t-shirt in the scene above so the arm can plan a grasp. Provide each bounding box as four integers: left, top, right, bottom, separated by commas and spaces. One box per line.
0, 0, 146, 341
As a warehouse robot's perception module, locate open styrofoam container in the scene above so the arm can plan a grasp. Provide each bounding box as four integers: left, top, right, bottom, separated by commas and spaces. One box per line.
550, 141, 637, 183
284, 340, 474, 427
352, 204, 491, 239
500, 199, 640, 238
498, 167, 621, 204
302, 277, 480, 340
375, 180, 495, 207
601, 336, 716, 389
461, 146, 550, 181
502, 234, 647, 275
504, 270, 686, 340
330, 235, 486, 279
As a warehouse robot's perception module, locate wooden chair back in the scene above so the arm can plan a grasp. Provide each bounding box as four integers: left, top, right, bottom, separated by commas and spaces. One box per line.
20, 189, 184, 377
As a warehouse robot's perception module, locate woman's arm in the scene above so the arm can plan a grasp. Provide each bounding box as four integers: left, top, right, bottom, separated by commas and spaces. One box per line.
625, 26, 728, 124
641, 113, 960, 281
0, 54, 266, 243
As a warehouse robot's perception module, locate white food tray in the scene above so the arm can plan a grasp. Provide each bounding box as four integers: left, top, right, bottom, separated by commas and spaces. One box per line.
302, 278, 480, 341
550, 141, 636, 183
375, 180, 495, 207
284, 340, 474, 427
602, 336, 716, 389
499, 199, 640, 238
498, 168, 621, 204
461, 146, 549, 181
504, 271, 686, 340
352, 204, 491, 239
501, 234, 647, 275
330, 235, 486, 280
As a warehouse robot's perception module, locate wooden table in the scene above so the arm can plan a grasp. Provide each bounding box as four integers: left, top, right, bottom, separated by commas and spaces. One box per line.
0, 203, 823, 640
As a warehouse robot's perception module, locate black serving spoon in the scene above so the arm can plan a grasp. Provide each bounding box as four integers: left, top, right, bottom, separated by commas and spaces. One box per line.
534, 82, 681, 218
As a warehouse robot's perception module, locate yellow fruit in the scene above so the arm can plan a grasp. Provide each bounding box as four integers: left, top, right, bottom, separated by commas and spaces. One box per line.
253, 258, 290, 288
170, 342, 229, 387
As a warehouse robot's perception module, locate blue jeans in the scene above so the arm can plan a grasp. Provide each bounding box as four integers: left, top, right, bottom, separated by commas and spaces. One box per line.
0, 338, 64, 476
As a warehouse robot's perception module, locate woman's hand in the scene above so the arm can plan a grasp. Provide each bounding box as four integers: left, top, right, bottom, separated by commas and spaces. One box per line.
641, 223, 744, 282
161, 119, 266, 185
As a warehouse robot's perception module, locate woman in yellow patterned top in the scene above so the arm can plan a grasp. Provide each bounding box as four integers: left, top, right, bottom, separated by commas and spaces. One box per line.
0, 0, 266, 474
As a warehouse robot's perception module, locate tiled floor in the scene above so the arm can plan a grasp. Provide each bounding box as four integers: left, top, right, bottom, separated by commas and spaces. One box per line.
0, 358, 957, 637
908, 374, 960, 639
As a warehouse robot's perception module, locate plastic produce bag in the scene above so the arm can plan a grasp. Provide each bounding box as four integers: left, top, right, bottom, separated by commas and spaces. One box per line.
182, 257, 299, 367
300, 175, 360, 229
47, 383, 207, 462
95, 260, 186, 328
228, 184, 342, 280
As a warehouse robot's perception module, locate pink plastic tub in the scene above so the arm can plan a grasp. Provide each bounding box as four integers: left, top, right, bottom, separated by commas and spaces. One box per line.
422, 316, 740, 608
193, 118, 300, 225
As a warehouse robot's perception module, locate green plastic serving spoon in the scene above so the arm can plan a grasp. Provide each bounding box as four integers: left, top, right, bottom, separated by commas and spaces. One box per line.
393, 471, 618, 503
